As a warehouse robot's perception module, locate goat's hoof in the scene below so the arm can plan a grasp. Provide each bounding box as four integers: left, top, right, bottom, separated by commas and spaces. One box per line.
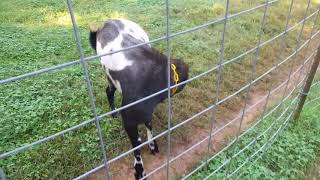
134, 172, 146, 180
150, 149, 159, 156
150, 144, 159, 155
134, 162, 146, 180
134, 164, 147, 180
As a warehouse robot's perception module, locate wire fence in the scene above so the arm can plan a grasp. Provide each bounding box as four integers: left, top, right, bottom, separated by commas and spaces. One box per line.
1, 0, 320, 179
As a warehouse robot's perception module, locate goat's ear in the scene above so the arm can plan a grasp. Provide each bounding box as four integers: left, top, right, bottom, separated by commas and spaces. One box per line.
89, 23, 98, 32
89, 23, 98, 51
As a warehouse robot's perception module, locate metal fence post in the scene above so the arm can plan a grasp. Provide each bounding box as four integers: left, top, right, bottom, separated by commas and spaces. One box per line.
293, 45, 320, 120
0, 168, 6, 180
66, 0, 111, 179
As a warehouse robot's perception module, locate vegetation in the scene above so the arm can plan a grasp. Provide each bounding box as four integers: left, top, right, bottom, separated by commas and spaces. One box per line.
0, 0, 319, 179
191, 81, 320, 179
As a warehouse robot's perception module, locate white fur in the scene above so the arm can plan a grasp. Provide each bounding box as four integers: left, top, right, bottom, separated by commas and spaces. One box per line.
97, 40, 126, 93
147, 128, 155, 150
119, 19, 150, 44
134, 155, 144, 166
96, 19, 150, 93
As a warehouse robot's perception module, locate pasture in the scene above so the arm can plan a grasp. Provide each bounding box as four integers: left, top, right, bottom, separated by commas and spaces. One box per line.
0, 0, 319, 179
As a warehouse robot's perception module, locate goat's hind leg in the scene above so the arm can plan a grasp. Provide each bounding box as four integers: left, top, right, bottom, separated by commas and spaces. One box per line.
124, 124, 146, 180
106, 77, 118, 118
145, 121, 159, 155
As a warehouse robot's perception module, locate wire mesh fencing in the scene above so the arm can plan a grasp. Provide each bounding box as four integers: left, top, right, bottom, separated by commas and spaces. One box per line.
1, 0, 320, 179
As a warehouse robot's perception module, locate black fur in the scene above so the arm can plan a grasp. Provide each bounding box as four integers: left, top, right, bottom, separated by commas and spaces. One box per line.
89, 30, 97, 50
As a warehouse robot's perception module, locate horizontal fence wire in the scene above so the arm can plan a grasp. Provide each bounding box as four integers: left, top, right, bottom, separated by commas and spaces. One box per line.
304, 80, 320, 108
236, 81, 320, 177
234, 84, 320, 180
236, 52, 320, 180
1, 0, 320, 180
203, 42, 313, 179
1, 3, 318, 161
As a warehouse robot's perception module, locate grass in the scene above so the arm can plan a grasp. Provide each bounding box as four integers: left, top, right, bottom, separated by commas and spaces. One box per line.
190, 80, 320, 180
0, 0, 319, 179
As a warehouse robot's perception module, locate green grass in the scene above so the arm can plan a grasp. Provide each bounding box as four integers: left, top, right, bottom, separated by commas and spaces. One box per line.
0, 0, 319, 179
190, 81, 320, 180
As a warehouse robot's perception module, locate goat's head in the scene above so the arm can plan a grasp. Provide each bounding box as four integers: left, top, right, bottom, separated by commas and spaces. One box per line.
171, 58, 189, 95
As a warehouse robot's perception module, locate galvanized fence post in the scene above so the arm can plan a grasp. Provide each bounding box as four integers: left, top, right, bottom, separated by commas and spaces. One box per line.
0, 168, 6, 180
293, 45, 320, 120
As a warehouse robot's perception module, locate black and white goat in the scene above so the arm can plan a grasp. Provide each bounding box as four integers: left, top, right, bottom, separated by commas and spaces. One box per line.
89, 19, 188, 179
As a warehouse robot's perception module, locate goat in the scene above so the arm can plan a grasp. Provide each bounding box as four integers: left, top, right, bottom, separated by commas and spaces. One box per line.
89, 19, 189, 179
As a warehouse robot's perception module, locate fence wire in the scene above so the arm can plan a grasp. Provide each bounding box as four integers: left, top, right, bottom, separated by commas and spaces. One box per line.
1, 0, 320, 180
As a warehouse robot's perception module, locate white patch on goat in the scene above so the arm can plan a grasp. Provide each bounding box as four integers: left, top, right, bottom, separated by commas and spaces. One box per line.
147, 128, 155, 150
105, 69, 122, 93
97, 37, 129, 93
134, 155, 144, 166
118, 19, 150, 46
97, 37, 133, 72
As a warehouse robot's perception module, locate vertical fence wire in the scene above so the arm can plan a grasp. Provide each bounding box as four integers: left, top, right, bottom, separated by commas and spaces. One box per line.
260, 0, 311, 155
66, 0, 110, 179
206, 0, 230, 168
224, 0, 270, 177
1, 0, 320, 179
165, 0, 172, 179
246, 0, 312, 176
236, 60, 316, 180
233, 3, 296, 169
291, 4, 320, 120
254, 0, 295, 134
276, 0, 312, 117
235, 6, 320, 177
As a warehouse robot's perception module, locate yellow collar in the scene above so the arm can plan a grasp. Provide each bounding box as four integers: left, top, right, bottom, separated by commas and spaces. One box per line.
171, 63, 179, 95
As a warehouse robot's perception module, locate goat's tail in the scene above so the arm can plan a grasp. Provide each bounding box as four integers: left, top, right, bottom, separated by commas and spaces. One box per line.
89, 24, 98, 50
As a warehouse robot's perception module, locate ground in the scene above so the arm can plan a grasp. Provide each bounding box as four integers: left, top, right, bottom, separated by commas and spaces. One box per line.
0, 0, 320, 179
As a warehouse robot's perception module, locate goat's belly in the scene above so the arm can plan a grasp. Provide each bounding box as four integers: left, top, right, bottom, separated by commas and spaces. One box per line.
100, 53, 133, 71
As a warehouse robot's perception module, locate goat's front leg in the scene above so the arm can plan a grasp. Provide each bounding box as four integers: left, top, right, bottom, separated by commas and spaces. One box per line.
145, 121, 159, 155
106, 77, 117, 118
125, 124, 146, 180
